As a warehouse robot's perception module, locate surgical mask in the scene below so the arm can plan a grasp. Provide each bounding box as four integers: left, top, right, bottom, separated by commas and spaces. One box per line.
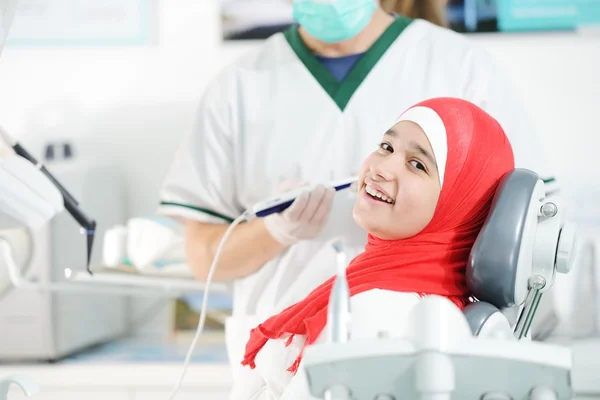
293, 0, 377, 43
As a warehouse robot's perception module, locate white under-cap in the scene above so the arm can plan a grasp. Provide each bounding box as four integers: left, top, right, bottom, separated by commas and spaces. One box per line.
394, 106, 448, 187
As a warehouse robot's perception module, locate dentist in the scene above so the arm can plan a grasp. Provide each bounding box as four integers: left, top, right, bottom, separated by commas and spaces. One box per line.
159, 0, 556, 396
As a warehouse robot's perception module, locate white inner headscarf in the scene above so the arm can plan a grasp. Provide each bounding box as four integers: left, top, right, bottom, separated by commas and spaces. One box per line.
395, 106, 448, 187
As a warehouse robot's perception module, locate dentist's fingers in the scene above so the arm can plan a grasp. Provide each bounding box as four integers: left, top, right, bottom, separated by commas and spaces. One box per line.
298, 185, 327, 222
285, 191, 310, 221
312, 188, 335, 225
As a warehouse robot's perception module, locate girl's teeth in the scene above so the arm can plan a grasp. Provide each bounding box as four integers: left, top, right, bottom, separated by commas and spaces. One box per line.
365, 185, 394, 204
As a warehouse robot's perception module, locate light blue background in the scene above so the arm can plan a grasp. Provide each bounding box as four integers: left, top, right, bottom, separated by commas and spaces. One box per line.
498, 0, 600, 31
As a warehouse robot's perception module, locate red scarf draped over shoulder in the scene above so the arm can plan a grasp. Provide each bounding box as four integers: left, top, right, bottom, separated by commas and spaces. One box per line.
242, 97, 515, 373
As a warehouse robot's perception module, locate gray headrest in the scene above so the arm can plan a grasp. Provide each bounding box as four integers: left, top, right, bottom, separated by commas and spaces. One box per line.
463, 301, 501, 336
466, 169, 540, 309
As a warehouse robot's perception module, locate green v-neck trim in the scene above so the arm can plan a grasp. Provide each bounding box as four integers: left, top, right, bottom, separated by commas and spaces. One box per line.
283, 16, 413, 111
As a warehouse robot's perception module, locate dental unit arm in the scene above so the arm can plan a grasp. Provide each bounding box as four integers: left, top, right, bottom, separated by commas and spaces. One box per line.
300, 169, 578, 400
0, 126, 97, 272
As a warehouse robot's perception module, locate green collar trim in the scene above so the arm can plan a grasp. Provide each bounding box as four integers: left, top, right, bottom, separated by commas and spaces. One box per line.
283, 16, 413, 111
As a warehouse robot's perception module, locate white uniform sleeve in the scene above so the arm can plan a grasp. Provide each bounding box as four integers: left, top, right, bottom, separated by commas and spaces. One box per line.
158, 77, 243, 224
469, 51, 559, 195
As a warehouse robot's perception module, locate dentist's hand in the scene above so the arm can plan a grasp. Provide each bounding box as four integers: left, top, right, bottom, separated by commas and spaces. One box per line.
263, 181, 336, 246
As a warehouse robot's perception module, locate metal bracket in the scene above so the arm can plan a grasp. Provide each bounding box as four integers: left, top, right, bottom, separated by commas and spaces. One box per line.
514, 275, 547, 339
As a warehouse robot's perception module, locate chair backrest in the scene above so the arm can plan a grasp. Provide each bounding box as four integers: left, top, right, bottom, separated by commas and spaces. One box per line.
464, 168, 577, 337
466, 168, 541, 310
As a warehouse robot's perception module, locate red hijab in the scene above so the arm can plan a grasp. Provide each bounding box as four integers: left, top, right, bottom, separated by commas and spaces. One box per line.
242, 97, 515, 373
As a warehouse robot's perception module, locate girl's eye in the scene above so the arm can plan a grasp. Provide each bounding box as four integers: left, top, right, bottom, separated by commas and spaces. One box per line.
379, 142, 393, 152
409, 159, 427, 172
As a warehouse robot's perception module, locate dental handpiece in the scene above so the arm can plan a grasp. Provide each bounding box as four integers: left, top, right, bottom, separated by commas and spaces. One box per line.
247, 176, 358, 219
0, 127, 97, 271
327, 238, 352, 343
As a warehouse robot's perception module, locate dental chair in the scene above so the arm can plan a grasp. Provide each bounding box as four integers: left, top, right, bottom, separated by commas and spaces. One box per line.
301, 169, 578, 400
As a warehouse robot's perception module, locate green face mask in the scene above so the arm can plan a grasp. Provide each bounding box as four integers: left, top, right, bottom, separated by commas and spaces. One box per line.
293, 0, 377, 43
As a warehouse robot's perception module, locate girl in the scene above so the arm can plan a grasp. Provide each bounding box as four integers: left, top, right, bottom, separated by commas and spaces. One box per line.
240, 97, 515, 399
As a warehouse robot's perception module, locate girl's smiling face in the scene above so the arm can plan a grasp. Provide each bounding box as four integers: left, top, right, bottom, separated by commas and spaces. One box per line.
353, 120, 442, 240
